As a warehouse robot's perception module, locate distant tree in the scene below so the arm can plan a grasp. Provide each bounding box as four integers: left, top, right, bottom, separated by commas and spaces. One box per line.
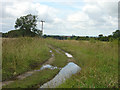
108, 35, 113, 38
43, 34, 47, 38
0, 32, 2, 37
113, 30, 120, 38
108, 35, 113, 41
85, 36, 90, 40
15, 14, 38, 36
98, 34, 103, 37
86, 36, 89, 38
76, 36, 79, 40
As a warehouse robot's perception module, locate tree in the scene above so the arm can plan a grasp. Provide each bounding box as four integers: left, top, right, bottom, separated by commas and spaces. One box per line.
98, 34, 103, 37
113, 30, 120, 38
15, 14, 38, 36
36, 30, 42, 37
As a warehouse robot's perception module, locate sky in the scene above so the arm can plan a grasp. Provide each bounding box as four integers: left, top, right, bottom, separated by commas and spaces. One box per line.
0, 0, 119, 36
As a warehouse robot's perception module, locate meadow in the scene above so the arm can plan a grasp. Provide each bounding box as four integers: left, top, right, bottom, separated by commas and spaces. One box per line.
46, 39, 118, 88
2, 37, 118, 88
2, 37, 50, 81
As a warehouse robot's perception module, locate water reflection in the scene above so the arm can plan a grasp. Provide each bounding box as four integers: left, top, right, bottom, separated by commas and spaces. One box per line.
65, 53, 73, 58
40, 64, 58, 70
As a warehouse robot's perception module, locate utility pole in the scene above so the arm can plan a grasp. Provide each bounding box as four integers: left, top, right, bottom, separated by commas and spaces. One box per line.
41, 20, 45, 35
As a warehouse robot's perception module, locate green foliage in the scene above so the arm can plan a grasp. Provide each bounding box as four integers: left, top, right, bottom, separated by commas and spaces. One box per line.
36, 30, 42, 37
14, 14, 38, 36
2, 29, 38, 38
98, 34, 103, 37
97, 36, 109, 41
76, 36, 90, 41
113, 30, 120, 38
7, 29, 23, 37
42, 30, 120, 42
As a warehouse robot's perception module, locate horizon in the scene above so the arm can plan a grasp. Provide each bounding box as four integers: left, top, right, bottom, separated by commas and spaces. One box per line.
1, 29, 115, 37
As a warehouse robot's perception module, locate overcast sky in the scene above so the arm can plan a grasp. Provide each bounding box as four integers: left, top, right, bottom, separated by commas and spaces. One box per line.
0, 0, 119, 36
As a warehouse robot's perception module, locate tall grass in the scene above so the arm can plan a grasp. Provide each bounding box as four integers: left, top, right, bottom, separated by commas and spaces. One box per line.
2, 38, 118, 88
46, 39, 118, 88
2, 37, 50, 81
3, 69, 59, 88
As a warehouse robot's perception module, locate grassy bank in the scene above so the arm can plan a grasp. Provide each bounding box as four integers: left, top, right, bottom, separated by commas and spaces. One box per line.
46, 39, 118, 88
3, 69, 59, 88
2, 37, 51, 81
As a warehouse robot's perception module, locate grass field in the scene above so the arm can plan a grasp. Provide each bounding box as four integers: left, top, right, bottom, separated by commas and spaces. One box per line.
46, 39, 118, 88
2, 37, 118, 88
2, 37, 50, 81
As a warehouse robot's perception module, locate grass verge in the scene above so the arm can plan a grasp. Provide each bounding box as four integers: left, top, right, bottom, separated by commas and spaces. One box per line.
3, 69, 59, 88
2, 37, 50, 81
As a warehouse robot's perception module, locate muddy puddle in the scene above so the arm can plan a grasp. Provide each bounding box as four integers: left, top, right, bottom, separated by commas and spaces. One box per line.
40, 64, 60, 70
65, 53, 73, 58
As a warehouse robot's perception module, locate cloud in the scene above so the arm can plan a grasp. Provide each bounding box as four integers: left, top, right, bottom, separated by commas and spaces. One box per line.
64, 0, 118, 36
0, 0, 118, 36
1, 1, 59, 32
67, 12, 89, 22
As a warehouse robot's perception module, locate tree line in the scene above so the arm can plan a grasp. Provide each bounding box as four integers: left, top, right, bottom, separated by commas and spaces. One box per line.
2, 14, 120, 42
42, 30, 120, 42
